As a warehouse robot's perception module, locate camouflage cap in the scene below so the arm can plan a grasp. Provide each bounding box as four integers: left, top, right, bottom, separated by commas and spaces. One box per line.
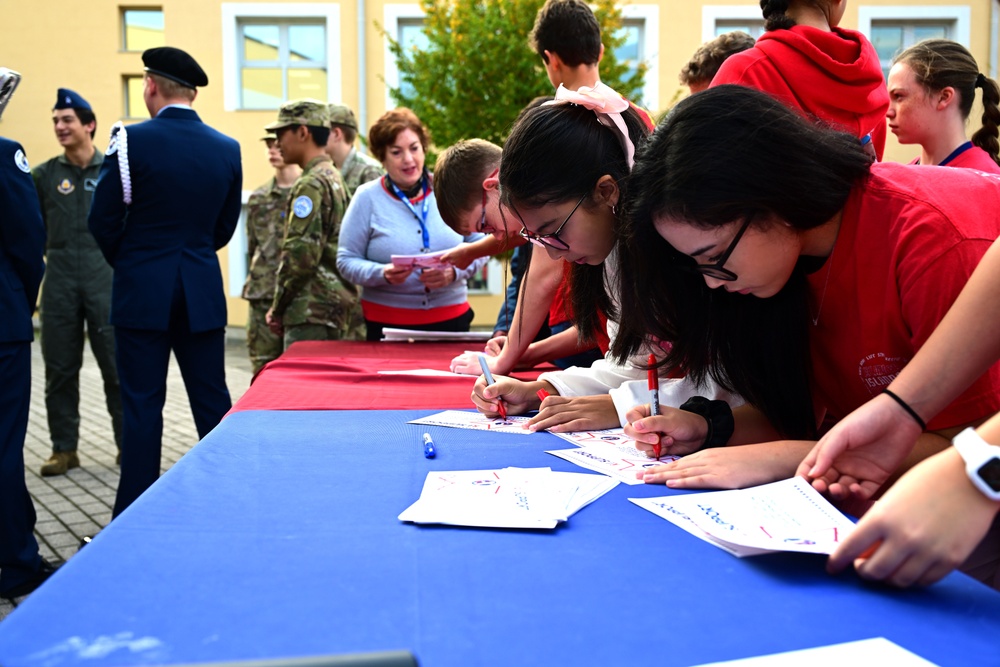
327, 103, 358, 130
264, 98, 330, 130
261, 131, 277, 141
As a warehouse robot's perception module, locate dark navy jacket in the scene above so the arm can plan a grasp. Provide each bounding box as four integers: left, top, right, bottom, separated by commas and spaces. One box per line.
88, 107, 242, 333
0, 137, 46, 343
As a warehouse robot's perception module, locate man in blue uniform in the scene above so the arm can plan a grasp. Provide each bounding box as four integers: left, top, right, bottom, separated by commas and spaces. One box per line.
34, 88, 122, 476
0, 134, 55, 599
88, 47, 242, 518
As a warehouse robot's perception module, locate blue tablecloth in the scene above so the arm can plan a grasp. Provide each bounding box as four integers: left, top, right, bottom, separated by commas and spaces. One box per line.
1, 410, 998, 666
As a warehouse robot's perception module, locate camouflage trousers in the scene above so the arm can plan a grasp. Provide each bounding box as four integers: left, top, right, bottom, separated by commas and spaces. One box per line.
282, 304, 367, 348
247, 300, 283, 375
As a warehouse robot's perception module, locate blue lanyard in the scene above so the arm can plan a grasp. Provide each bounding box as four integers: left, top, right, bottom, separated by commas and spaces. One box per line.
388, 174, 431, 250
940, 142, 974, 167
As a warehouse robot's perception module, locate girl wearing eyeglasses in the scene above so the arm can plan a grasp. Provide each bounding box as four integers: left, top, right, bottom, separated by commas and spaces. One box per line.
615, 85, 1000, 502
886, 39, 1000, 173
471, 83, 741, 433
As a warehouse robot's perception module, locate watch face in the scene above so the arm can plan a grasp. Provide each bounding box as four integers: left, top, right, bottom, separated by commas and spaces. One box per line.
977, 458, 1000, 493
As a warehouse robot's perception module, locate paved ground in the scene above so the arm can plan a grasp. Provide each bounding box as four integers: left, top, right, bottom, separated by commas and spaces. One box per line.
0, 330, 254, 620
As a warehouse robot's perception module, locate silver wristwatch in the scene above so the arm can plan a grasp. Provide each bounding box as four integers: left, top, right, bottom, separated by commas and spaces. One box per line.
952, 427, 1000, 502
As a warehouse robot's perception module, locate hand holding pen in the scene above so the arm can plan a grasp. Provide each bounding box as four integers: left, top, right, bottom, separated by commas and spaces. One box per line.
478, 353, 507, 419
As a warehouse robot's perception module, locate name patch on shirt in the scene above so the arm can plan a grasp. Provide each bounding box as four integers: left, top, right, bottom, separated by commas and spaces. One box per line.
293, 195, 313, 218
84, 178, 98, 192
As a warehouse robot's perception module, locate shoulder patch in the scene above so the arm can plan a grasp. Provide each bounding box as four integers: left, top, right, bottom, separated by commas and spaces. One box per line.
293, 195, 314, 218
14, 149, 29, 173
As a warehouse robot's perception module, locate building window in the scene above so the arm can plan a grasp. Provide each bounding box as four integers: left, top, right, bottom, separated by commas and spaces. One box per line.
714, 19, 765, 40
221, 4, 342, 112
618, 6, 660, 111
123, 75, 150, 119
870, 22, 951, 77
396, 18, 429, 100
858, 6, 971, 77
238, 20, 327, 109
122, 8, 164, 51
702, 6, 765, 43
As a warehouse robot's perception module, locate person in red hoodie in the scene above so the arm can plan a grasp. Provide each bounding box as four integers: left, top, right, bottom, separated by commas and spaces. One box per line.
887, 39, 1000, 173
711, 0, 889, 160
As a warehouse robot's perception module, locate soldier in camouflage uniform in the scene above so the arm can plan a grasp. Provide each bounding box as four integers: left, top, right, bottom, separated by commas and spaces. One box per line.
324, 103, 383, 201
241, 134, 300, 373
264, 99, 365, 344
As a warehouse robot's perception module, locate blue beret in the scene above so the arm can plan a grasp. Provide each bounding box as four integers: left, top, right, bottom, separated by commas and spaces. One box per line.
142, 46, 208, 89
53, 88, 91, 111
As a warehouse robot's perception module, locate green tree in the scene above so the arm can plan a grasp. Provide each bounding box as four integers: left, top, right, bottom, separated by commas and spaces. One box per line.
381, 0, 647, 150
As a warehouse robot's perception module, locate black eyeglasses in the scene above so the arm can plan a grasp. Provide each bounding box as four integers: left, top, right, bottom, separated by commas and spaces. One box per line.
517, 194, 586, 251
687, 214, 753, 282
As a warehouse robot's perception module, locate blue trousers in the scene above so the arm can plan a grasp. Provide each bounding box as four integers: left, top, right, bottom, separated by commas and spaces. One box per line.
112, 320, 230, 518
0, 342, 42, 595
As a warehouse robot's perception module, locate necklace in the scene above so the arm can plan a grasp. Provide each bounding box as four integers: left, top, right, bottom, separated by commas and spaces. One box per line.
811, 241, 836, 327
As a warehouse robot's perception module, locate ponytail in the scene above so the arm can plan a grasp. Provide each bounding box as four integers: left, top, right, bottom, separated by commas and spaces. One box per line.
760, 0, 795, 31
972, 72, 1000, 166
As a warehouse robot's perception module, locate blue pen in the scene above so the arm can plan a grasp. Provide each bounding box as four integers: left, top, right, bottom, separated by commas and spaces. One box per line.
422, 432, 436, 459
477, 354, 507, 419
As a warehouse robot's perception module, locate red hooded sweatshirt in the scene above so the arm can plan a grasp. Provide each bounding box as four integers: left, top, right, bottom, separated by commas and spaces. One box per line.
711, 25, 889, 160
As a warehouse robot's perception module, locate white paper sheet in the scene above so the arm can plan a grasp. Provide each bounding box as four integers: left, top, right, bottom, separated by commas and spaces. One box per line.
382, 328, 492, 342
408, 410, 534, 434
399, 467, 618, 529
691, 637, 938, 666
547, 428, 679, 485
630, 477, 857, 557
390, 249, 451, 269
377, 369, 465, 377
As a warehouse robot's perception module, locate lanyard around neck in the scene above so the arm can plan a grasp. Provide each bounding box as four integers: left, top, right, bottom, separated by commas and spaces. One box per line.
388, 174, 431, 250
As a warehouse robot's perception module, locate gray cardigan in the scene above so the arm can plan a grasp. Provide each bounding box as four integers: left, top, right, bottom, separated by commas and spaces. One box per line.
336, 178, 487, 311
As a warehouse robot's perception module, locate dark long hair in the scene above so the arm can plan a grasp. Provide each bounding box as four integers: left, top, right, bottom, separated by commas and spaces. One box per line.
499, 101, 649, 345
613, 85, 872, 438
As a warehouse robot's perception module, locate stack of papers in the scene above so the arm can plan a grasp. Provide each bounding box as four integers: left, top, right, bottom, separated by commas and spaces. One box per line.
382, 328, 492, 343
399, 467, 619, 529
630, 477, 857, 557
390, 250, 451, 269
407, 411, 674, 483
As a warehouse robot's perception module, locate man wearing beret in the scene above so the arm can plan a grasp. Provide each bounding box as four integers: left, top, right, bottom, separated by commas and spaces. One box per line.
264, 99, 364, 345
33, 88, 122, 477
89, 47, 242, 518
324, 103, 383, 201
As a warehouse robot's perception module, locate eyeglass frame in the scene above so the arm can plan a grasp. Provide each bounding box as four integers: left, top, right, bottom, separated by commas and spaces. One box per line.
515, 193, 587, 251
685, 214, 753, 282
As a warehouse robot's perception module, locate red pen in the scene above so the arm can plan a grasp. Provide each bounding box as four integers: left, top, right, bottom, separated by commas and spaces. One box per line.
536, 389, 550, 403
478, 354, 507, 419
647, 353, 661, 459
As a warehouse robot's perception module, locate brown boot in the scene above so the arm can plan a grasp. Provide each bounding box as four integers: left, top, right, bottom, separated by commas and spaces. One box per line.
40, 451, 80, 476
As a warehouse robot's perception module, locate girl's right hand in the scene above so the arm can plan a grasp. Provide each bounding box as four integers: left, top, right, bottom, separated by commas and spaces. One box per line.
624, 404, 710, 457
471, 376, 545, 418
383, 264, 414, 285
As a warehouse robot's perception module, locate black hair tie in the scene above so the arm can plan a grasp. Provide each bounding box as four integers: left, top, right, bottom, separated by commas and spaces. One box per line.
976, 72, 987, 89
882, 389, 927, 431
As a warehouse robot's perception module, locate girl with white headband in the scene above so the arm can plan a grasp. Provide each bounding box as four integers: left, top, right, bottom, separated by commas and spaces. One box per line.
471, 83, 741, 434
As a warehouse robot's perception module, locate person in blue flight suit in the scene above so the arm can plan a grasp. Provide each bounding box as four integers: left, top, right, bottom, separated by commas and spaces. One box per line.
0, 135, 57, 599
88, 46, 243, 518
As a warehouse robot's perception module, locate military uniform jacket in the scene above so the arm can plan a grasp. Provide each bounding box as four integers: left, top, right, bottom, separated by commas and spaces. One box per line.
271, 154, 358, 328
0, 138, 46, 343
88, 107, 243, 333
32, 150, 111, 287
340, 148, 383, 200
241, 177, 291, 302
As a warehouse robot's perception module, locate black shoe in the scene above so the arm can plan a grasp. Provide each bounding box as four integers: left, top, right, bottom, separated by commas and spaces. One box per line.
0, 559, 59, 599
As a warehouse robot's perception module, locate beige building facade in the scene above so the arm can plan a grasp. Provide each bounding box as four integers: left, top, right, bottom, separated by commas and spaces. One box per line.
2, 0, 997, 327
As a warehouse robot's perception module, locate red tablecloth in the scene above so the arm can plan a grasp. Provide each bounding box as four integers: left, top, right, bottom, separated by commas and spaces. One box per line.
228, 341, 554, 414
